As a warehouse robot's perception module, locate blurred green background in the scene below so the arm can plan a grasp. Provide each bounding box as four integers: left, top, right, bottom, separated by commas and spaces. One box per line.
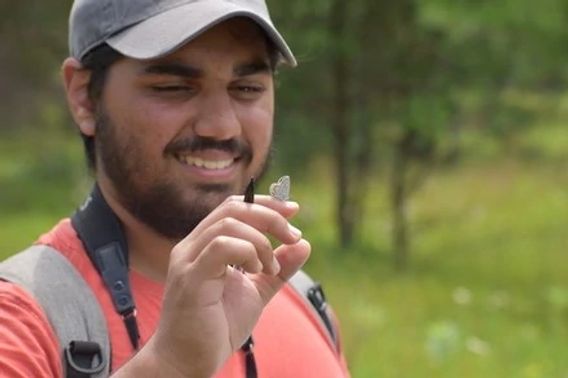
1, 1, 567, 377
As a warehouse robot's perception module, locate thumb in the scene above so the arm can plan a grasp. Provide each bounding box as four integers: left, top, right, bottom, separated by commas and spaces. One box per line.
251, 239, 311, 304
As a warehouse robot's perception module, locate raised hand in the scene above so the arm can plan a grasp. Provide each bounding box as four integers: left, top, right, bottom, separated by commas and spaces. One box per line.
138, 195, 310, 377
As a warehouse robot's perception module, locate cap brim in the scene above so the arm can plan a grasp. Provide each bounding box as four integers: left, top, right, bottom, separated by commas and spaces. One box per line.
106, 1, 297, 67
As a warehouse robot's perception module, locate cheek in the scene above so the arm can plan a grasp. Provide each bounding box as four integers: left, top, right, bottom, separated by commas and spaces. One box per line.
105, 94, 184, 154
102, 62, 193, 155
239, 102, 274, 152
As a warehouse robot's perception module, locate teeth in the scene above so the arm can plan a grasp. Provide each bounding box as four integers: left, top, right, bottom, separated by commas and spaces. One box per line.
181, 156, 234, 170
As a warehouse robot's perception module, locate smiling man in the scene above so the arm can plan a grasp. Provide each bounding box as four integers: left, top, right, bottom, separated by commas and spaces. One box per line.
0, 1, 349, 377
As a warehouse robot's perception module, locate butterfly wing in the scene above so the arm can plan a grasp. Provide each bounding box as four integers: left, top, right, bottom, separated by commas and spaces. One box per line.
278, 176, 290, 200
270, 175, 290, 201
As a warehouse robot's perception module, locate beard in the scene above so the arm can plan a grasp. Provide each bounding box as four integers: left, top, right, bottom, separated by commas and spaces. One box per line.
94, 109, 271, 241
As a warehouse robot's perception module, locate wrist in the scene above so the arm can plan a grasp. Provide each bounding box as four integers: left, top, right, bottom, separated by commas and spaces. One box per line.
111, 337, 214, 378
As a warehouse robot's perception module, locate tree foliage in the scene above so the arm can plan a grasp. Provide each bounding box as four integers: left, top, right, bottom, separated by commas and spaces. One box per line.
2, 0, 568, 268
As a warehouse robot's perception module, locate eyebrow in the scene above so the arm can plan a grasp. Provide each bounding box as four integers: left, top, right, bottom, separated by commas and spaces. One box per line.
141, 59, 271, 79
143, 63, 203, 78
234, 61, 271, 77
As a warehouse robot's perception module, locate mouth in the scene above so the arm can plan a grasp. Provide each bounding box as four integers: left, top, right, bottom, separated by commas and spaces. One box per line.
166, 138, 251, 177
175, 153, 240, 171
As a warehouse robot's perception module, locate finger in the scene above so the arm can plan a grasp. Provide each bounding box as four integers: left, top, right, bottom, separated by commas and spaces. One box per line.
193, 236, 263, 279
191, 200, 302, 246
223, 195, 300, 219
179, 217, 280, 275
248, 195, 300, 219
274, 239, 311, 281
250, 238, 311, 305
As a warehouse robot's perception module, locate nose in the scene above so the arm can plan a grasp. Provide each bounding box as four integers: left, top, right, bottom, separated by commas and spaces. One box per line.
193, 91, 241, 140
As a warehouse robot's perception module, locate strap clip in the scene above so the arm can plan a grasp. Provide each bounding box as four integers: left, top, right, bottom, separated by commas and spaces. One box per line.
307, 283, 336, 343
64, 341, 105, 378
121, 308, 140, 350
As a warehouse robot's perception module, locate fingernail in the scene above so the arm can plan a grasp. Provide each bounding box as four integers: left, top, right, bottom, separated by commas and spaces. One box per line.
288, 224, 302, 238
286, 201, 299, 209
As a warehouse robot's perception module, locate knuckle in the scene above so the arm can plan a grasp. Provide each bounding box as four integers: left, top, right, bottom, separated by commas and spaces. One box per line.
170, 243, 185, 259
217, 216, 239, 231
224, 195, 242, 205
224, 199, 243, 213
210, 235, 232, 250
269, 215, 286, 233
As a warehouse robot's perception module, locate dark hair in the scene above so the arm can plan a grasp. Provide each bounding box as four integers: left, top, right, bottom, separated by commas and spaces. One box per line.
80, 44, 123, 171
79, 35, 281, 171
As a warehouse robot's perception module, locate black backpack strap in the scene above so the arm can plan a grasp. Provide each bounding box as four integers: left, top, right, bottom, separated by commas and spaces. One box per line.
71, 184, 140, 351
289, 270, 339, 352
0, 245, 110, 377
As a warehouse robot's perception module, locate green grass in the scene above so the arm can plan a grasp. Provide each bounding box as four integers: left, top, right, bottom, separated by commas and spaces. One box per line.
1, 130, 567, 377
296, 158, 568, 378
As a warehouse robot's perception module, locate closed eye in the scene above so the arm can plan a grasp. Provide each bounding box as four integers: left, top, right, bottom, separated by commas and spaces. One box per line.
152, 85, 192, 92
237, 86, 264, 93
230, 84, 266, 100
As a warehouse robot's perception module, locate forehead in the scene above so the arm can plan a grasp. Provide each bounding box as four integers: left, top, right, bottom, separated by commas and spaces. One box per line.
154, 17, 270, 65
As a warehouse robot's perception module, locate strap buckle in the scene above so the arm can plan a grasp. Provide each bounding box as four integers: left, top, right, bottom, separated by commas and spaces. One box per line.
307, 284, 336, 343
64, 341, 105, 377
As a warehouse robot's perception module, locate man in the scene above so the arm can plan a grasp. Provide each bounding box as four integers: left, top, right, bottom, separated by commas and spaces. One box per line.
0, 1, 350, 377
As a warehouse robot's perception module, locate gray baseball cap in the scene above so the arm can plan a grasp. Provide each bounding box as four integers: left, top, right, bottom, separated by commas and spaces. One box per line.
69, 0, 297, 66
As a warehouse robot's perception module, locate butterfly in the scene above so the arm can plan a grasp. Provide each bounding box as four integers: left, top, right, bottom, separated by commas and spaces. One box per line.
269, 175, 290, 201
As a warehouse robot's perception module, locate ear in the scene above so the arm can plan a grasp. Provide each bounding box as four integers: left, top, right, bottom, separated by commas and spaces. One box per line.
62, 57, 96, 136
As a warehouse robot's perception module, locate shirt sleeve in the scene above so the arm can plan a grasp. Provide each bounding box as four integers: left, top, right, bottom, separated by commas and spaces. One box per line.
0, 281, 62, 378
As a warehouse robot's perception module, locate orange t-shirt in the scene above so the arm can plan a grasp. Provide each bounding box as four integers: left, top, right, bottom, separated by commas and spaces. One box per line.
0, 219, 349, 377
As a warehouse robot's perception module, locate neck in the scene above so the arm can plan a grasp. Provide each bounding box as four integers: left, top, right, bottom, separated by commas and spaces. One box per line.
97, 178, 175, 282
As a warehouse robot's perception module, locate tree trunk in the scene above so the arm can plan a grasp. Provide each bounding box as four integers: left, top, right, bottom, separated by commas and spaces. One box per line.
391, 135, 409, 270
329, 0, 353, 248
350, 109, 373, 234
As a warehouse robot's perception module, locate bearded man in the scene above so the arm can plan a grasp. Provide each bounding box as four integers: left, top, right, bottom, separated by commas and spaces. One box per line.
0, 1, 350, 377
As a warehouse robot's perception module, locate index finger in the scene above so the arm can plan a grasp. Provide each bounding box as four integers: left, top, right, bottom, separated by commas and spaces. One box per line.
188, 199, 302, 246
229, 194, 300, 219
